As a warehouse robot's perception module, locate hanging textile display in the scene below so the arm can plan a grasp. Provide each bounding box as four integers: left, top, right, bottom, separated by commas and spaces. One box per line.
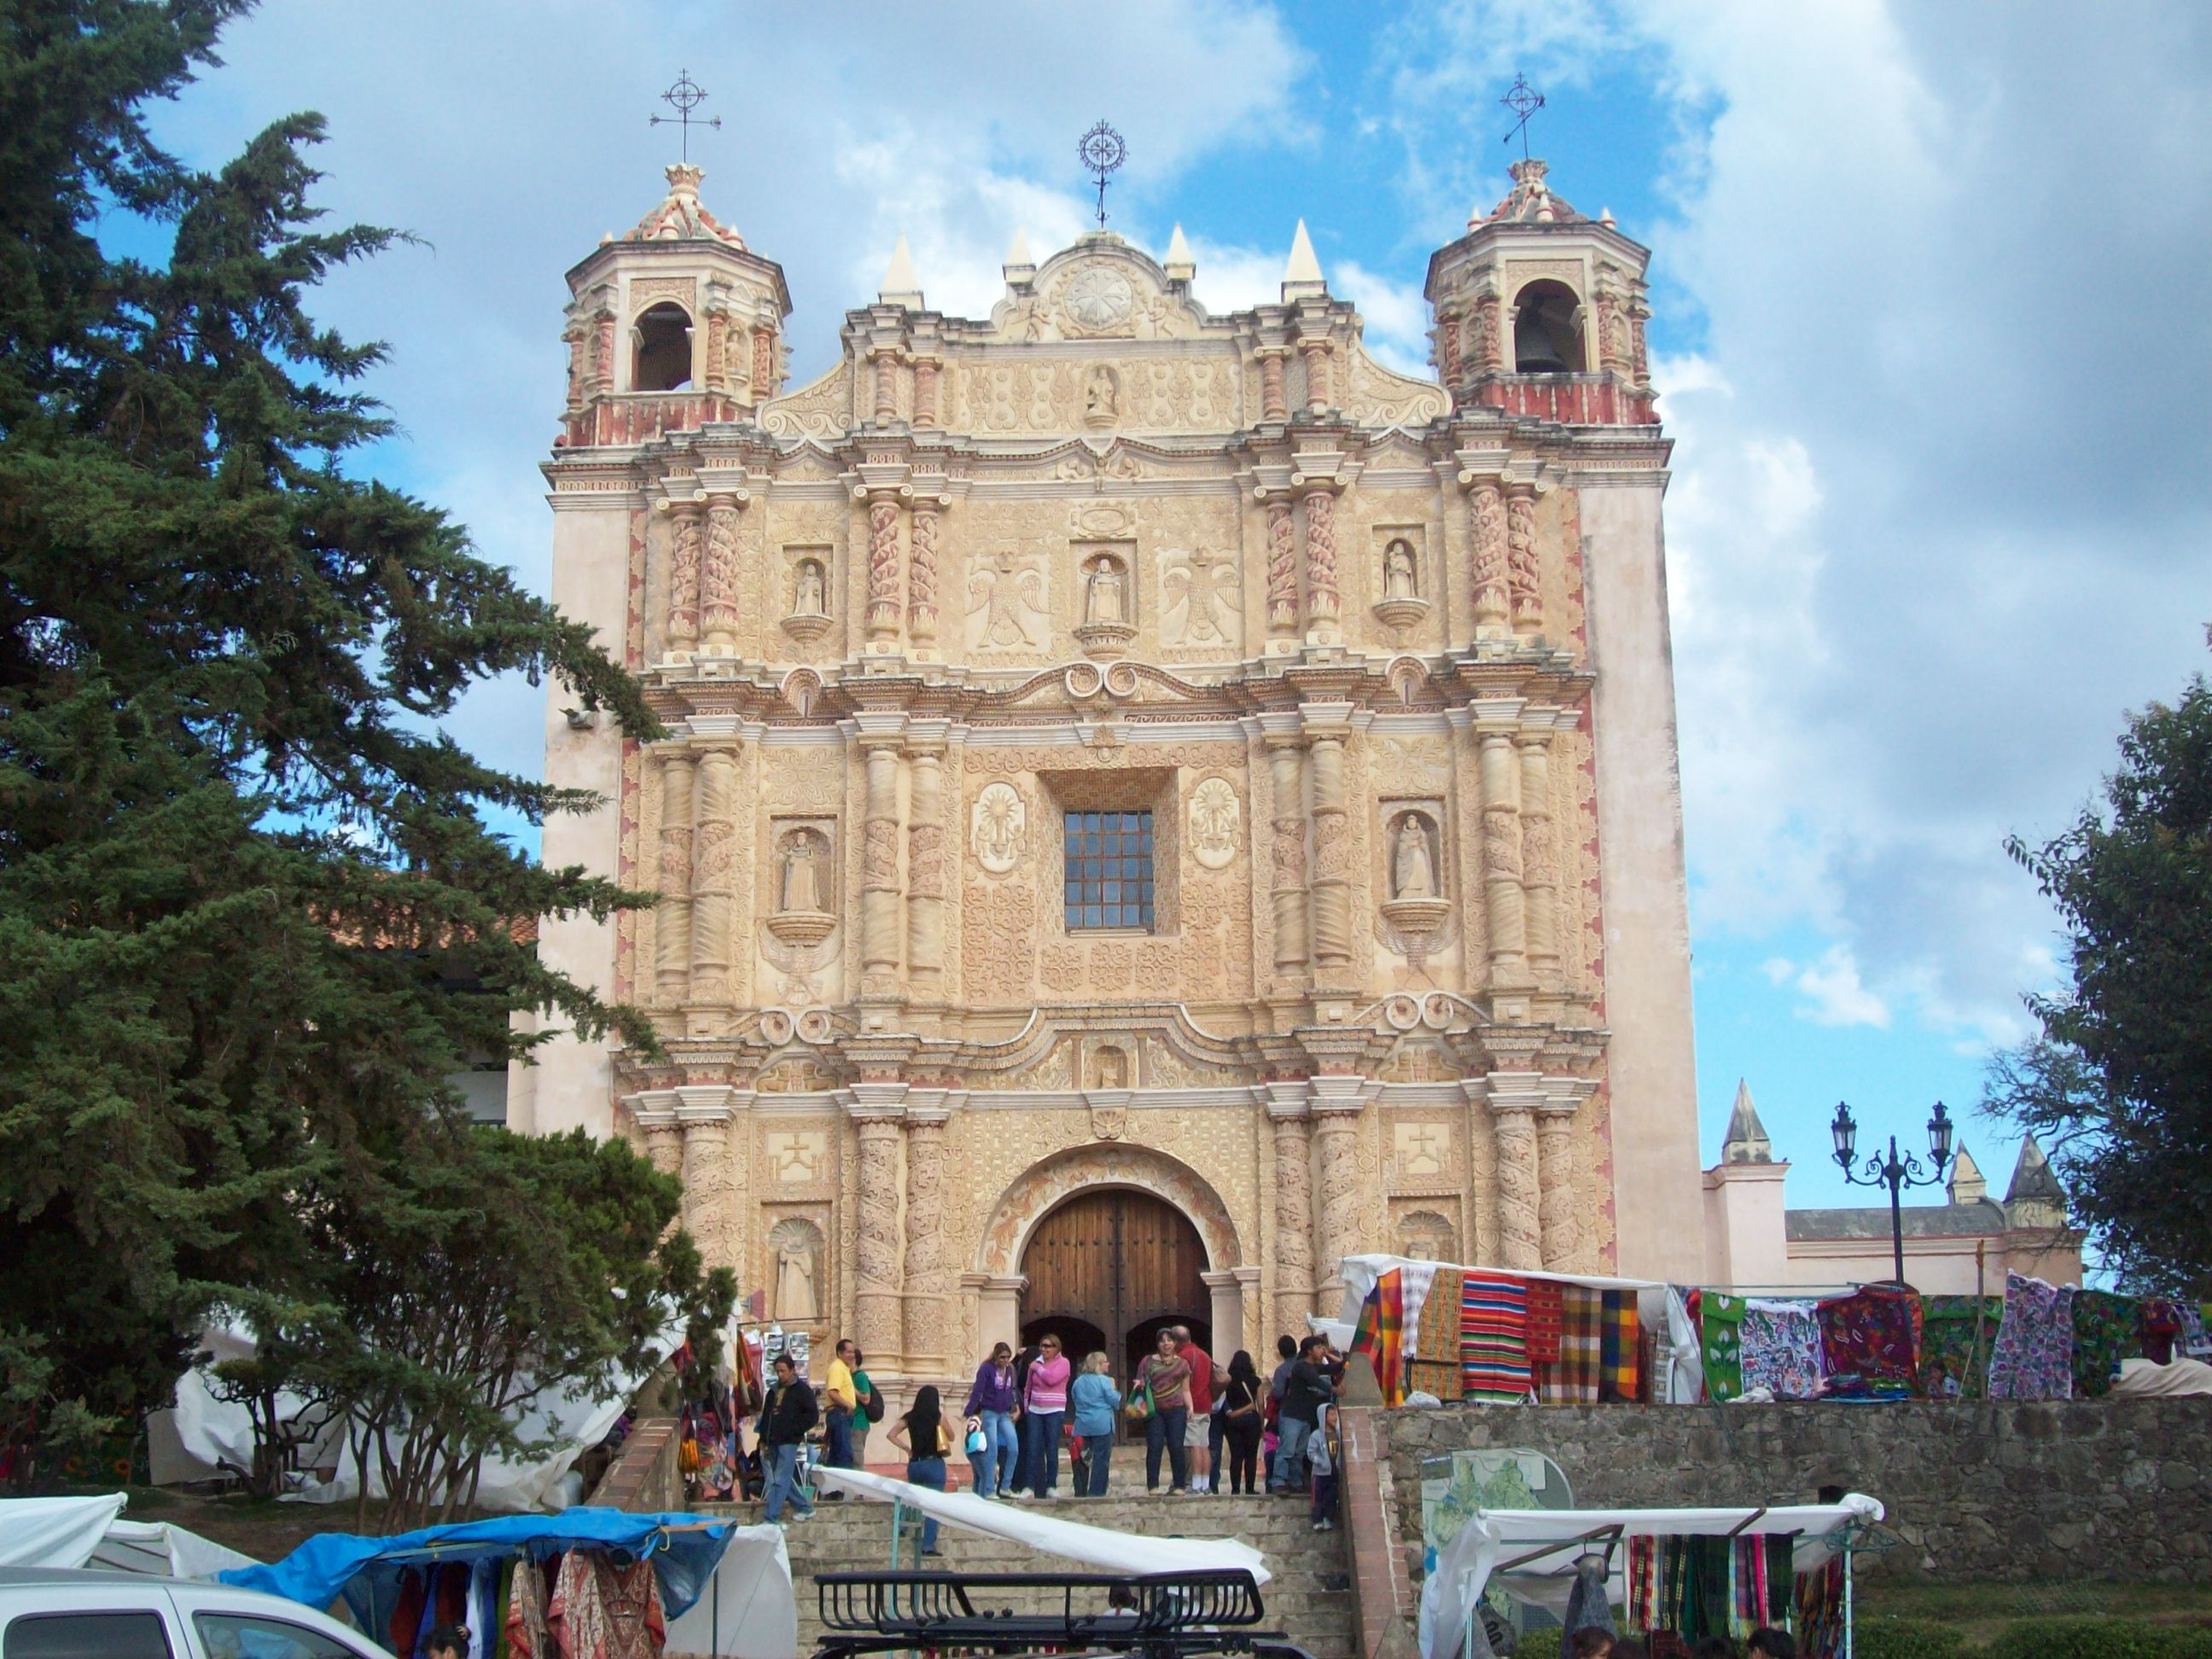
1525, 1278, 1565, 1367
1918, 1295, 2000, 1400
507, 1555, 556, 1657
2069, 1288, 2140, 1399
1352, 1273, 1408, 1405
551, 1548, 667, 1659
1796, 1553, 1847, 1659
1460, 1272, 1533, 1403
1624, 1534, 1796, 1644
1700, 1292, 1747, 1402
1599, 1290, 1641, 1403
2180, 1302, 2211, 1360
1988, 1272, 2076, 1400
1815, 1284, 1920, 1394
1740, 1300, 1825, 1400
1409, 1267, 1466, 1401
2140, 1300, 2184, 1365
1541, 1283, 1604, 1404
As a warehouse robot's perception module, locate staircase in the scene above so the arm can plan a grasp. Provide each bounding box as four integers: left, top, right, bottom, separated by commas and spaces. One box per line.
698, 1490, 1357, 1659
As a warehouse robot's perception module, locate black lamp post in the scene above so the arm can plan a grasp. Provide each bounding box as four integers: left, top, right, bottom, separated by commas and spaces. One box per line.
1830, 1099, 1954, 1286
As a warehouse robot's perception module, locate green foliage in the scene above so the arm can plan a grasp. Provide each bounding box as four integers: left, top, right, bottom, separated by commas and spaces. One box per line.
1990, 644, 2212, 1290
1858, 1619, 1969, 1659
1985, 1620, 2212, 1659
0, 2, 667, 1476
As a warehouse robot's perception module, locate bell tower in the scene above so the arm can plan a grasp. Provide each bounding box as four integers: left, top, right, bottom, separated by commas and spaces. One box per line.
557, 164, 792, 449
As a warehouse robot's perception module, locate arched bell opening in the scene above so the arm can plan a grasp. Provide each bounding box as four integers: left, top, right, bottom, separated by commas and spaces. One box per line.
1511, 278, 1586, 373
632, 301, 695, 391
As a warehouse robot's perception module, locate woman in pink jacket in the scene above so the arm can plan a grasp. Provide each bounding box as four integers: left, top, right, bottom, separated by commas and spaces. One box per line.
1016, 1334, 1071, 1499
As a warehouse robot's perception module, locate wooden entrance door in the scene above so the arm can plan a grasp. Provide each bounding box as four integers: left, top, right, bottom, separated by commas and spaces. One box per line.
1021, 1189, 1209, 1378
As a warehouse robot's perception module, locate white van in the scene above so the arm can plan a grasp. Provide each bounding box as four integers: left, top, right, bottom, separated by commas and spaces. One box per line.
0, 1568, 391, 1658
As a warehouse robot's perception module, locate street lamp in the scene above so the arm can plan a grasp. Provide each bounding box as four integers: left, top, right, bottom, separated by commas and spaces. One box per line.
1830, 1099, 1953, 1286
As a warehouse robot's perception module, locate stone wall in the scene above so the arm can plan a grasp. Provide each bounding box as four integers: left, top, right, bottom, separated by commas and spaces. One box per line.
1374, 1400, 2212, 1586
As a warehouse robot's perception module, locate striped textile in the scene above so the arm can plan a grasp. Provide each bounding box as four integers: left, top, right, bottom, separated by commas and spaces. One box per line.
1599, 1289, 1642, 1402
1461, 1272, 1532, 1403
1351, 1272, 1407, 1404
1543, 1284, 1604, 1403
1409, 1267, 1466, 1401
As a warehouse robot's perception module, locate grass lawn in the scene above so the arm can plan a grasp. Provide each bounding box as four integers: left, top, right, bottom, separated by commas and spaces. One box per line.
1858, 1580, 2212, 1645
98, 1484, 505, 1566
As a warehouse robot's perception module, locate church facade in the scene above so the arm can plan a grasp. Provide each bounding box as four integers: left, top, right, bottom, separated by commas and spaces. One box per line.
510, 157, 1707, 1390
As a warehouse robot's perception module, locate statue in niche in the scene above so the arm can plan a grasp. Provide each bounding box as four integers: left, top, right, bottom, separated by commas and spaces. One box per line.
793, 558, 825, 616
1084, 365, 1119, 422
1396, 1209, 1457, 1263
781, 830, 825, 913
1094, 1046, 1129, 1090
769, 1218, 823, 1323
1393, 814, 1438, 900
1084, 556, 1126, 626
1383, 538, 1418, 600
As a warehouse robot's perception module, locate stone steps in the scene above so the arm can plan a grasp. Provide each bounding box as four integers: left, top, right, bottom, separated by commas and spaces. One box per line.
700, 1492, 1356, 1658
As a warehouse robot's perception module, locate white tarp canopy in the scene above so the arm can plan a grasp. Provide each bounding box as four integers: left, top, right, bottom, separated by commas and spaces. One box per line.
812, 1467, 1272, 1586
661, 1524, 798, 1659
1417, 1495, 1884, 1659
0, 1495, 256, 1581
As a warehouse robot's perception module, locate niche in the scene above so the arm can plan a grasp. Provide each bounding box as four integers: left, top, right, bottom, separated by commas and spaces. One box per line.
1511, 280, 1585, 374
633, 302, 695, 391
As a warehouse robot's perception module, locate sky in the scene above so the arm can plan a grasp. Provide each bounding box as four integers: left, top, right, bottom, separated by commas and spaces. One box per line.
137, 1, 2212, 1222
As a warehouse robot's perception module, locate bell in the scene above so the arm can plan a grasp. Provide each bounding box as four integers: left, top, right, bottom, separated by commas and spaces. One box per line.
1515, 317, 1573, 373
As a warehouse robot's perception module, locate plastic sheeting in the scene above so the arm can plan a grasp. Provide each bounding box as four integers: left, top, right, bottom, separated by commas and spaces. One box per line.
222, 1508, 741, 1622
90, 1520, 259, 1580
0, 1495, 128, 1569
812, 1466, 1272, 1586
663, 1524, 798, 1659
1417, 1496, 1885, 1659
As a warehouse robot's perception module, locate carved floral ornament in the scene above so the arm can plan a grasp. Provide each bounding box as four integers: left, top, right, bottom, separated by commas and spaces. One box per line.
970, 781, 1027, 875
1188, 777, 1240, 870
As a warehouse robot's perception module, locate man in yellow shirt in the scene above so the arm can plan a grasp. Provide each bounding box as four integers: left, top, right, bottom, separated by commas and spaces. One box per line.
824, 1337, 860, 1474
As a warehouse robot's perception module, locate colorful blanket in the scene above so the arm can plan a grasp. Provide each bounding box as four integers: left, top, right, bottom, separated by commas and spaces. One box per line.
1701, 1292, 1747, 1402
1352, 1272, 1406, 1405
2070, 1288, 2139, 1399
1542, 1283, 1604, 1403
1408, 1267, 1465, 1401
1525, 1277, 1565, 1365
1461, 1271, 1533, 1403
1600, 1289, 1641, 1402
1988, 1272, 2075, 1400
1918, 1295, 2000, 1400
1816, 1284, 1920, 1390
1741, 1300, 1825, 1400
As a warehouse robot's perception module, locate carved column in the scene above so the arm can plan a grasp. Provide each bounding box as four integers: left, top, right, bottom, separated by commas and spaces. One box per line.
562, 319, 588, 413
1506, 483, 1543, 637
666, 499, 704, 656
751, 325, 776, 401
688, 748, 737, 1017
678, 1104, 728, 1257
1257, 346, 1289, 422
1478, 730, 1528, 988
591, 308, 617, 398
860, 741, 903, 999
863, 486, 905, 643
1299, 338, 1332, 412
1263, 494, 1299, 637
1516, 734, 1560, 987
1312, 1100, 1364, 1301
1464, 477, 1509, 639
1536, 1100, 1580, 1270
1487, 1075, 1544, 1272
1472, 293, 1502, 373
907, 492, 942, 646
701, 492, 744, 653
1269, 1097, 1317, 1329
655, 753, 696, 1009
1266, 737, 1309, 981
1299, 483, 1340, 627
911, 356, 940, 430
905, 744, 946, 997
870, 347, 900, 423
1436, 310, 1461, 399
901, 1108, 948, 1373
1306, 719, 1352, 980
852, 1110, 905, 1367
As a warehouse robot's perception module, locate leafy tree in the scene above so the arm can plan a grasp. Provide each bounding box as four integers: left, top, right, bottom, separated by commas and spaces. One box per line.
0, 1, 663, 1473
1990, 646, 2212, 1291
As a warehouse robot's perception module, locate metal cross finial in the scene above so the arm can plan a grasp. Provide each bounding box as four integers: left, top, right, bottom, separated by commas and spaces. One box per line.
1500, 73, 1545, 161
1079, 120, 1127, 230
651, 70, 721, 163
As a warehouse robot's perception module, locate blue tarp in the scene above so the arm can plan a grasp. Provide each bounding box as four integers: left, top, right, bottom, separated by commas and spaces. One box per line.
220, 1506, 734, 1623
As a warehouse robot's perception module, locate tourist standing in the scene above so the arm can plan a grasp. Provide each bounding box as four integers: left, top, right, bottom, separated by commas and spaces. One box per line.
1268, 1334, 1298, 1404
1018, 1335, 1071, 1498
823, 1338, 860, 1476
1219, 1351, 1266, 1494
962, 1342, 1021, 1497
1009, 1338, 1041, 1493
1271, 1335, 1336, 1493
1138, 1326, 1193, 1494
887, 1385, 952, 1557
759, 1353, 818, 1525
1307, 1400, 1340, 1531
1068, 1351, 1120, 1497
1173, 1325, 1215, 1493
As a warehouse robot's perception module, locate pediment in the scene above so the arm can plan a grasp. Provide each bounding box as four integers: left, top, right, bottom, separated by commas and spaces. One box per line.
989, 237, 1214, 344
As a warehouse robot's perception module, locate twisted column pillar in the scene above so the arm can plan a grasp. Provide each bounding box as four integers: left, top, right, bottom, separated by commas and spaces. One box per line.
750, 325, 776, 401
1478, 730, 1528, 989
655, 753, 696, 1010
1435, 309, 1462, 399
911, 356, 940, 430
860, 741, 903, 1000
1299, 484, 1340, 627
665, 499, 704, 656
700, 492, 745, 653
1516, 734, 1559, 987
1266, 737, 1309, 982
907, 493, 944, 646
1313, 1100, 1365, 1301
905, 745, 946, 997
1507, 483, 1543, 637
1299, 337, 1332, 412
639, 1112, 684, 1179
1536, 1102, 1580, 1270
1464, 475, 1509, 640
862, 486, 905, 643
1263, 493, 1299, 638
870, 347, 900, 423
678, 1108, 728, 1257
1257, 346, 1289, 422
1269, 1097, 1317, 1330
688, 748, 737, 1017
1487, 1074, 1544, 1272
902, 1109, 949, 1373
1306, 721, 1353, 981
853, 1109, 905, 1368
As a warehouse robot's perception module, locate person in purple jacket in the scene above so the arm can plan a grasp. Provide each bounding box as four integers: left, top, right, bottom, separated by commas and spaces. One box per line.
962, 1341, 1021, 1497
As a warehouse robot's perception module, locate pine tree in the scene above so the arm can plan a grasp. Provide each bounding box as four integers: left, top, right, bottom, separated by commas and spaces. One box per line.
0, 3, 667, 1456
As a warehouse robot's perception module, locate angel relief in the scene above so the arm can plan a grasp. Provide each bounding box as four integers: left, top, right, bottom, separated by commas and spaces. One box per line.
967, 550, 1046, 650
1161, 548, 1241, 646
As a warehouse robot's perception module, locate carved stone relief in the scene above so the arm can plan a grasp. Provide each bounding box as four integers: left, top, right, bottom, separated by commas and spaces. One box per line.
769, 1129, 830, 1185
970, 781, 1028, 875
1160, 548, 1241, 648
767, 1214, 825, 1323
1394, 1206, 1458, 1263
1188, 777, 1241, 871
966, 550, 1048, 651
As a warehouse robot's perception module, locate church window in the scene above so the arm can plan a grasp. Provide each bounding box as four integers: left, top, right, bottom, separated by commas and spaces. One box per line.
632, 302, 694, 391
1063, 809, 1154, 931
1511, 279, 1585, 373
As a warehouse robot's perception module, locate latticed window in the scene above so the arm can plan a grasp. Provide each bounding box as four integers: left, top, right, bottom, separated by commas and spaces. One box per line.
1063, 810, 1155, 931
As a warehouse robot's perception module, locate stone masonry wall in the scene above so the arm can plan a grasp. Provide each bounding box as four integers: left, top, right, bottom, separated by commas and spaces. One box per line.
1375, 1400, 2212, 1587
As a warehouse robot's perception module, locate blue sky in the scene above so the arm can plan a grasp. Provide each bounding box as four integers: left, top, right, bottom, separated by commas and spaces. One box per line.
136, 3, 2212, 1227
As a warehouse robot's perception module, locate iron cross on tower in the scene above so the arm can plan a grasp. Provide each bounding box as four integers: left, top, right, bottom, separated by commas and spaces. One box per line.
1500, 73, 1545, 160
651, 70, 721, 163
1079, 120, 1127, 230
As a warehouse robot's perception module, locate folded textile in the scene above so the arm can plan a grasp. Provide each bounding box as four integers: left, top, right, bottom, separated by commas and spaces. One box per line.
1816, 1284, 1920, 1391
1988, 1272, 2075, 1400
2070, 1288, 2139, 1399
1461, 1272, 1532, 1404
1741, 1300, 1825, 1400
1918, 1295, 2000, 1400
1542, 1284, 1604, 1404
2140, 1300, 2183, 1365
1701, 1292, 1747, 1402
2112, 1356, 2212, 1398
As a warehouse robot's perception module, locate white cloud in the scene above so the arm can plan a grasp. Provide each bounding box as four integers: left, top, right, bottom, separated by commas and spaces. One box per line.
1789, 946, 1892, 1029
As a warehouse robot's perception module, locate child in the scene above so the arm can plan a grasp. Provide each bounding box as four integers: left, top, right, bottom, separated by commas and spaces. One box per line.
1307, 1400, 1341, 1531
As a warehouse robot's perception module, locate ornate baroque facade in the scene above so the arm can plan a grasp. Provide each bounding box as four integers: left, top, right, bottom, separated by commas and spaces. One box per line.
511, 157, 1708, 1391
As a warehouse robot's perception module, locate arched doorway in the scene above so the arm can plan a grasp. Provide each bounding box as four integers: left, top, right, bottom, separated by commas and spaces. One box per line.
1021, 1190, 1210, 1382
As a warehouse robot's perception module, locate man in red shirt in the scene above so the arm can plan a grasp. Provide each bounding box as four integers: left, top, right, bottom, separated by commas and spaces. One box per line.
1172, 1324, 1215, 1494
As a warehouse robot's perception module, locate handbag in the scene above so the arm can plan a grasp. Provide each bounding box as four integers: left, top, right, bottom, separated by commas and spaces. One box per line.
1124, 1374, 1155, 1422
964, 1417, 987, 1456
